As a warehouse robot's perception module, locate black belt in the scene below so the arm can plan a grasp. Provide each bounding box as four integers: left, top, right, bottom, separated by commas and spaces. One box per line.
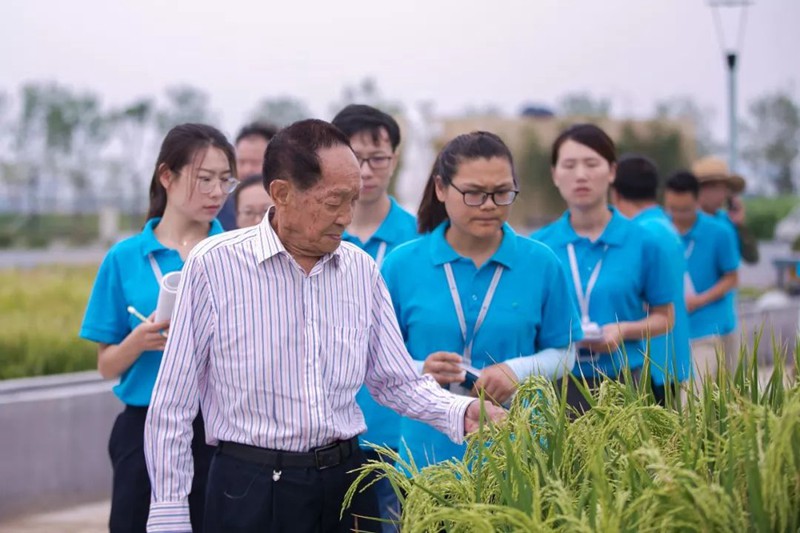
218, 437, 358, 470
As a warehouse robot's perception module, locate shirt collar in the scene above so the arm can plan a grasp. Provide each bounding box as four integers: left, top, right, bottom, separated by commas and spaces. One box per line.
633, 205, 666, 223
255, 207, 343, 267
343, 196, 408, 246
370, 197, 410, 245
429, 220, 518, 269
548, 206, 627, 247
140, 217, 224, 256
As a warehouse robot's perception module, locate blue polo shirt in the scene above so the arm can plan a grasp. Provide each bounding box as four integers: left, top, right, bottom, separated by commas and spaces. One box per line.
633, 206, 692, 385
343, 196, 418, 452
532, 208, 674, 379
79, 218, 224, 406
715, 209, 741, 331
681, 211, 739, 339
382, 221, 581, 467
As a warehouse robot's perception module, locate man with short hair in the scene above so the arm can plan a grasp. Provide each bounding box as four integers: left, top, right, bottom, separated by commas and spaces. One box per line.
144, 119, 504, 532
610, 155, 691, 404
664, 171, 740, 389
217, 121, 278, 230
331, 104, 417, 528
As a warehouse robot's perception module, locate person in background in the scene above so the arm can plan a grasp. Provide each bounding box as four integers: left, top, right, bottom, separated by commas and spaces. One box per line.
532, 124, 675, 413
382, 131, 581, 471
79, 123, 237, 532
143, 119, 505, 532
217, 121, 278, 230
664, 171, 740, 389
233, 174, 272, 228
331, 104, 417, 529
610, 155, 691, 405
692, 156, 757, 264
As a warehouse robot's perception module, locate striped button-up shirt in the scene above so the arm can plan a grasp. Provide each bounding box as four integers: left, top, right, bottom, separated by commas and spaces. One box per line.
144, 213, 473, 531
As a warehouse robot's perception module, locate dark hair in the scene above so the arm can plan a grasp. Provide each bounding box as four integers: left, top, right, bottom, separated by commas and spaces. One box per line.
147, 123, 236, 220
233, 174, 265, 211
262, 119, 352, 192
235, 121, 279, 145
417, 131, 516, 233
551, 123, 616, 167
331, 104, 401, 150
665, 170, 700, 198
612, 154, 659, 201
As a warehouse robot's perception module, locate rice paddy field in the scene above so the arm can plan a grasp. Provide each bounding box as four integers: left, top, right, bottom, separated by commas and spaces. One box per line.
350, 351, 800, 533
0, 266, 98, 379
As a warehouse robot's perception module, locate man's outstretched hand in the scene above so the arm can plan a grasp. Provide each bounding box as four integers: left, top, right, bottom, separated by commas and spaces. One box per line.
464, 399, 507, 434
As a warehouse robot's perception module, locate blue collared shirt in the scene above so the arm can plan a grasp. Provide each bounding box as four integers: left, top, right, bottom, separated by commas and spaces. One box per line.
532, 207, 674, 378
682, 211, 739, 339
633, 206, 692, 385
79, 218, 224, 406
382, 221, 581, 466
343, 196, 418, 451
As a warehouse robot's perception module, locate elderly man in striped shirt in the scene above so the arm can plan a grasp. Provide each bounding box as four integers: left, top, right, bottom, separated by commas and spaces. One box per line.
143, 119, 506, 532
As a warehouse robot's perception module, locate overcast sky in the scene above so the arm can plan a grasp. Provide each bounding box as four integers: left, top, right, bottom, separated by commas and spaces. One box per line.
1, 0, 798, 139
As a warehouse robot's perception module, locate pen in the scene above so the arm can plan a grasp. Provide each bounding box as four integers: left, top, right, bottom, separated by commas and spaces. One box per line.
127, 306, 149, 323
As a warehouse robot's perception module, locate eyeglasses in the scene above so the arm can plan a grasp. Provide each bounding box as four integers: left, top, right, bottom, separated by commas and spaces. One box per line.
196, 175, 239, 194
449, 183, 519, 207
355, 155, 393, 170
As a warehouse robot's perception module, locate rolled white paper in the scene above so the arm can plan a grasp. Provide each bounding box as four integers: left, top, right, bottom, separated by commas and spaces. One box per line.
154, 271, 182, 322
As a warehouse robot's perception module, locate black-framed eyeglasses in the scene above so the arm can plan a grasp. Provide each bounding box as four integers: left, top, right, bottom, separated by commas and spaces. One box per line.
449, 182, 519, 207
355, 155, 393, 170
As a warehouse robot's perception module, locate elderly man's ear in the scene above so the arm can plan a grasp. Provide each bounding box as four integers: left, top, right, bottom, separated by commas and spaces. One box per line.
269, 180, 290, 206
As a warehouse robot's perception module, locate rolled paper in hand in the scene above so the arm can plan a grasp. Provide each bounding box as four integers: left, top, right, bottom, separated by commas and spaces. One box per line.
154, 271, 182, 322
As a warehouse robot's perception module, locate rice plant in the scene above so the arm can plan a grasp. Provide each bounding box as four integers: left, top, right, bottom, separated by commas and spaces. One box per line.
347, 343, 799, 532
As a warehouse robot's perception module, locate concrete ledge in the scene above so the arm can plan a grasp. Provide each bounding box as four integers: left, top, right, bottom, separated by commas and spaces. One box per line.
0, 371, 120, 522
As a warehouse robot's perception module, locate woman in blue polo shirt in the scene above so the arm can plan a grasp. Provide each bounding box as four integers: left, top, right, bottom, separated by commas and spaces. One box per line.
381, 131, 582, 468
532, 124, 675, 412
80, 124, 237, 533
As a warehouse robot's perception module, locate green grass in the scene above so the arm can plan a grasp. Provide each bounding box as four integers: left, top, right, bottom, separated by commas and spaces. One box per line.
349, 344, 800, 532
0, 266, 98, 379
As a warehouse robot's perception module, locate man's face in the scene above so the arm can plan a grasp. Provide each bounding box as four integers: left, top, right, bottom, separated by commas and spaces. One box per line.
664, 190, 698, 229
236, 135, 270, 178
349, 128, 397, 205
276, 145, 361, 257
698, 181, 730, 213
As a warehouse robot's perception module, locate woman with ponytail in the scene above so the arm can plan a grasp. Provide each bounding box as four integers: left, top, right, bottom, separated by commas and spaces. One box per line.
79, 123, 237, 532
381, 131, 581, 468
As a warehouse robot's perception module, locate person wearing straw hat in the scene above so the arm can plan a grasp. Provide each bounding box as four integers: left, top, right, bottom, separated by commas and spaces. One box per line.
79, 124, 236, 532
692, 156, 758, 264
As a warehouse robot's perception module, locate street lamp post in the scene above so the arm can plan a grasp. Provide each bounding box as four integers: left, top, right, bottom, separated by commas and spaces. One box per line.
708, 0, 752, 174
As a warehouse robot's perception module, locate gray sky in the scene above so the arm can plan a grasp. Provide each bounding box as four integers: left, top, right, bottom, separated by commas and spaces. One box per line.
1, 0, 798, 138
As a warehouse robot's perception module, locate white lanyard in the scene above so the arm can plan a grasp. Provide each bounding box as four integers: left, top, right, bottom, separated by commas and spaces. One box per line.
443, 263, 503, 364
148, 253, 163, 283
567, 243, 607, 324
375, 242, 388, 269
683, 240, 696, 296
684, 240, 695, 260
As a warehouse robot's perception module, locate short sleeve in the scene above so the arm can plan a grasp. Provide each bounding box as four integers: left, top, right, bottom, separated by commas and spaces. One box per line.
79, 251, 130, 345
641, 235, 675, 308
717, 224, 740, 274
537, 250, 583, 349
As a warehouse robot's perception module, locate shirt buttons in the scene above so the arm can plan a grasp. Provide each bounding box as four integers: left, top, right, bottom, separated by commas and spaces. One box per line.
472, 294, 478, 301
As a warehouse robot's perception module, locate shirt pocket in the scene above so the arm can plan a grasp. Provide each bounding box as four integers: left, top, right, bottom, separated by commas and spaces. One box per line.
321, 325, 369, 396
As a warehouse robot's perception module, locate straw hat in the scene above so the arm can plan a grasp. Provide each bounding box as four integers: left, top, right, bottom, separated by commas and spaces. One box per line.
691, 156, 746, 194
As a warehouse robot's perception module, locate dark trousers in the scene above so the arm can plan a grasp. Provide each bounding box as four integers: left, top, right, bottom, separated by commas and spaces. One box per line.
555, 368, 642, 415
651, 380, 675, 407
204, 443, 379, 532
108, 405, 213, 533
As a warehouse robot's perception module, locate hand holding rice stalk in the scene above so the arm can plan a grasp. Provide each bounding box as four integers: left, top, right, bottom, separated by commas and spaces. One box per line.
346, 339, 800, 532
